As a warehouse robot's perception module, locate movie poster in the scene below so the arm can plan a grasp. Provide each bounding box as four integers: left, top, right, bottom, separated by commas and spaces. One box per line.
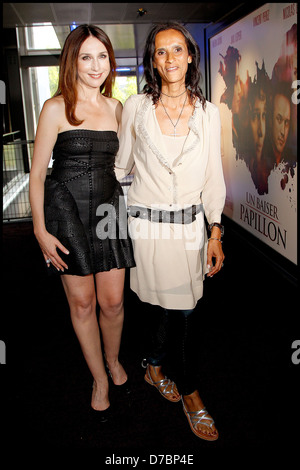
209, 3, 297, 264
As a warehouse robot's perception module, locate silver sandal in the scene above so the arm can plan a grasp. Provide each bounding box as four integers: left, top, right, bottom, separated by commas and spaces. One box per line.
182, 398, 219, 441
144, 365, 181, 402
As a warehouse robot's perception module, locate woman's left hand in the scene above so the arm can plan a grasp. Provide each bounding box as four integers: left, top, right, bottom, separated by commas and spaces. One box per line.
206, 239, 225, 277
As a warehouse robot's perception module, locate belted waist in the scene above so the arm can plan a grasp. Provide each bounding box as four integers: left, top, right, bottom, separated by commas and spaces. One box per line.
128, 204, 203, 224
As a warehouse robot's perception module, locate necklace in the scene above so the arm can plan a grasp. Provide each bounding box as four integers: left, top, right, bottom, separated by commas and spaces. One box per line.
161, 88, 187, 98
160, 93, 188, 137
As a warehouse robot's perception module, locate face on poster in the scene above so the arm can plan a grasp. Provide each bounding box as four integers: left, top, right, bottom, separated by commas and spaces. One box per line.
209, 2, 297, 264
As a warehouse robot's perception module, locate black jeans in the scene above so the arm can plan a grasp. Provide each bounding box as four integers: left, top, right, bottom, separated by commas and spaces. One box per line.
147, 306, 197, 396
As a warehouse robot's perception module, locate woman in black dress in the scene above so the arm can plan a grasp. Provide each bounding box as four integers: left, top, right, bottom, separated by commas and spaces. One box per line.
29, 25, 135, 418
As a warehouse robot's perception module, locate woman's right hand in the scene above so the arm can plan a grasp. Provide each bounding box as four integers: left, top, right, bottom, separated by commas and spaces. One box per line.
35, 229, 69, 272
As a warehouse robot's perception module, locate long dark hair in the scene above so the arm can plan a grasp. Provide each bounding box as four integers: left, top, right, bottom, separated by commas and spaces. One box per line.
55, 24, 116, 125
142, 22, 206, 109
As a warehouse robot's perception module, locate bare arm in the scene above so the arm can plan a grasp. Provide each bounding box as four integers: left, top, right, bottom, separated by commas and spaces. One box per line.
115, 99, 123, 138
29, 98, 69, 271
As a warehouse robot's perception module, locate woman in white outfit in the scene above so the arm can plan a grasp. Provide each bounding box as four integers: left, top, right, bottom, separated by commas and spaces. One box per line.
115, 22, 226, 441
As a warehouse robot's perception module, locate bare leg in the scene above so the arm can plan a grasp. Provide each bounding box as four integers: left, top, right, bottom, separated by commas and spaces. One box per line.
61, 274, 109, 411
96, 268, 127, 385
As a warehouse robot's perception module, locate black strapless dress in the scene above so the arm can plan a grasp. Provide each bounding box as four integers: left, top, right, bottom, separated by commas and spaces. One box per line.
44, 129, 135, 275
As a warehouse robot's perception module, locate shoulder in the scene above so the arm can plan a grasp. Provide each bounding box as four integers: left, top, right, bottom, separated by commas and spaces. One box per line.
205, 100, 218, 113
37, 95, 65, 132
204, 100, 219, 118
196, 99, 220, 123
41, 95, 65, 116
34, 96, 65, 145
103, 95, 122, 113
40, 95, 67, 128
195, 98, 218, 114
104, 95, 122, 108
123, 93, 147, 110
122, 94, 151, 120
125, 93, 145, 103
103, 96, 123, 122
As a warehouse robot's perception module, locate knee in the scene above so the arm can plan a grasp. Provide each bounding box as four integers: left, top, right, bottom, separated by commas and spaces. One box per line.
99, 295, 124, 318
70, 294, 96, 322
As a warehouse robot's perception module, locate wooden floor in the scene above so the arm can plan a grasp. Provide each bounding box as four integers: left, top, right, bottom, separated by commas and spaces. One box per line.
1, 219, 298, 454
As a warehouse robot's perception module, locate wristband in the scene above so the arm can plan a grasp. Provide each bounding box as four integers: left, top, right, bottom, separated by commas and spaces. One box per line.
208, 222, 224, 237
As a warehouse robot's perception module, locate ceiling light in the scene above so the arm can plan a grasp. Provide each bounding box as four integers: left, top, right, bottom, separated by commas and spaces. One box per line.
137, 8, 148, 17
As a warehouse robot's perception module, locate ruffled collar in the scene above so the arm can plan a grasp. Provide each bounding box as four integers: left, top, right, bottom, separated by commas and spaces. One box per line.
136, 94, 203, 172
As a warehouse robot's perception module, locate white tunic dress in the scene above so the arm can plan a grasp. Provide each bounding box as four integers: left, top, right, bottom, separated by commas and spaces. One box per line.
115, 94, 226, 309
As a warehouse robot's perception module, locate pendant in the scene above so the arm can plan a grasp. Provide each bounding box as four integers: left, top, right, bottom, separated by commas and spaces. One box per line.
170, 127, 179, 137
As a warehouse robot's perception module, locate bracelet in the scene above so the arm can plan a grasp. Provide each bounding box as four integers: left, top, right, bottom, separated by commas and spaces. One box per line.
208, 222, 224, 237
208, 237, 222, 243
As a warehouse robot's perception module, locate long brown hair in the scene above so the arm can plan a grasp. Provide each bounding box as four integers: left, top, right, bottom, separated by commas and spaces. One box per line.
54, 24, 117, 125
